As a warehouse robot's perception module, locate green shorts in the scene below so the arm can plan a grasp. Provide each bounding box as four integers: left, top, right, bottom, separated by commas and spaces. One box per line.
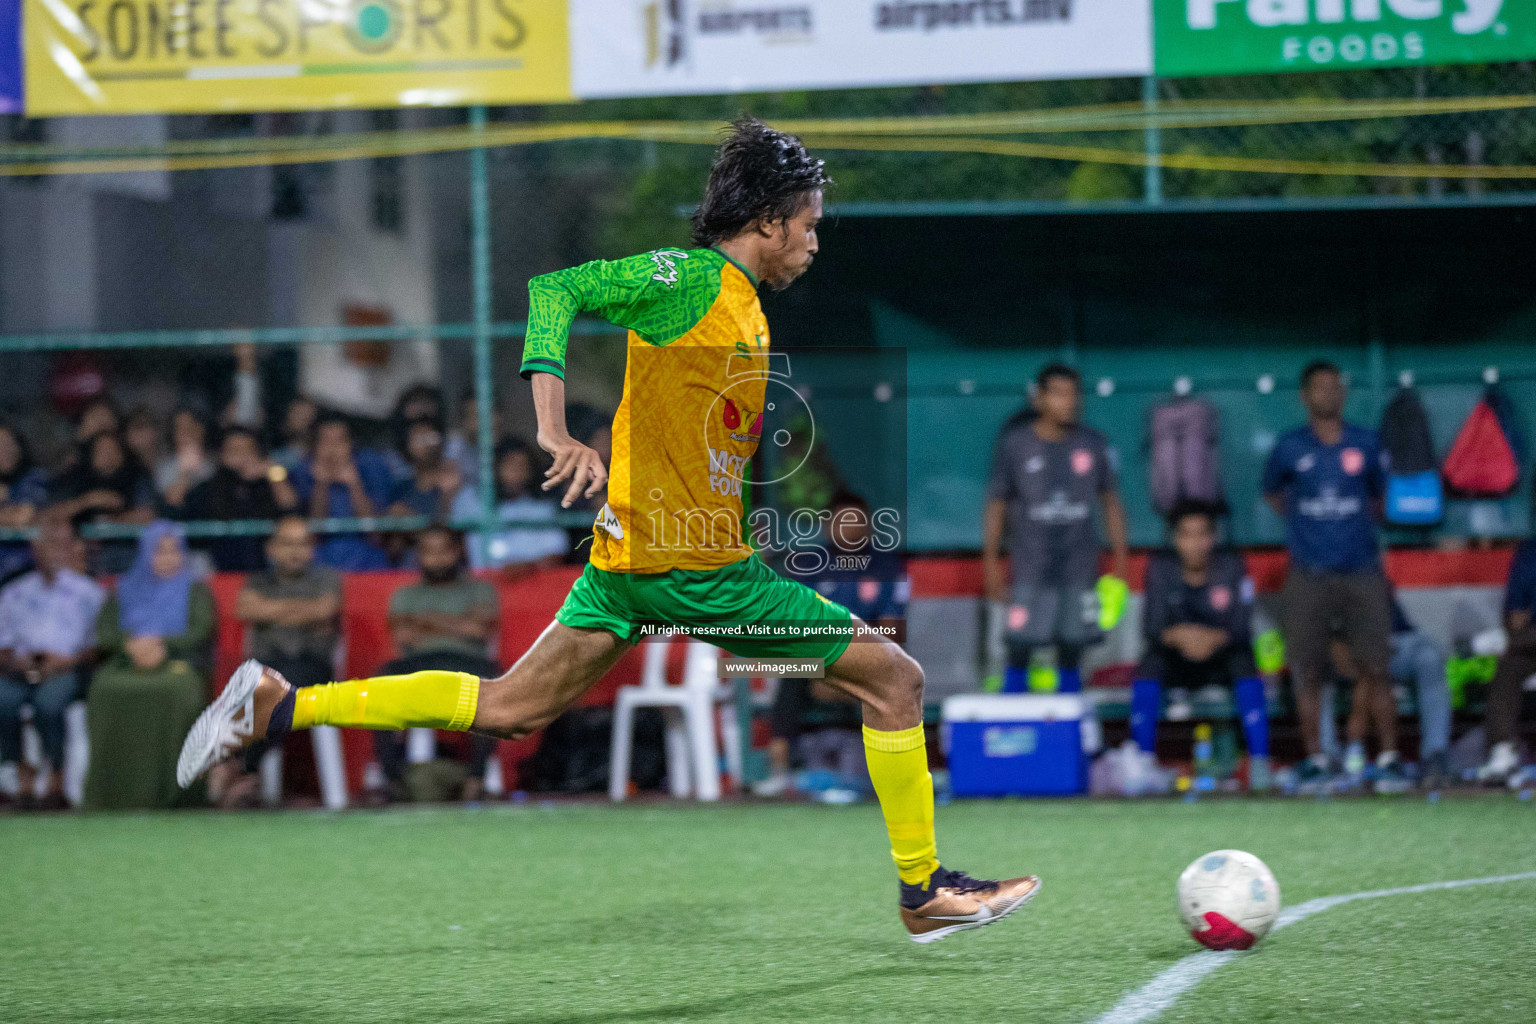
556, 554, 855, 664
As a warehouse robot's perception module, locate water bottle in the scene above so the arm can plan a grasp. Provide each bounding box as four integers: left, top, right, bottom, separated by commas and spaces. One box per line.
1193, 723, 1216, 792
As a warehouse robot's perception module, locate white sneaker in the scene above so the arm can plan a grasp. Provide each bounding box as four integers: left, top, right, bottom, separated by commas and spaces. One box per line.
1373, 751, 1410, 795
1124, 746, 1162, 797
1248, 755, 1273, 794
176, 660, 289, 788
1477, 741, 1521, 785
750, 773, 793, 798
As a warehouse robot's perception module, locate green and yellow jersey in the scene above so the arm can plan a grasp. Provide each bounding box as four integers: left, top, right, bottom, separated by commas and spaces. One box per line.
522, 247, 770, 575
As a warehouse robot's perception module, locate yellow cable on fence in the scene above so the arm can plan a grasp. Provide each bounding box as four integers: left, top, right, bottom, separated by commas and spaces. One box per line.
5, 93, 1535, 166
790, 133, 1536, 180
6, 98, 1536, 179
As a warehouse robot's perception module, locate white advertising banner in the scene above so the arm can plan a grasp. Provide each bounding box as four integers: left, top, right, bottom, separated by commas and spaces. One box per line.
571, 1, 1153, 98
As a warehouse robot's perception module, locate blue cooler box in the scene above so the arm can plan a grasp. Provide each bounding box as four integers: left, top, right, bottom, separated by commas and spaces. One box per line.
942, 694, 1094, 797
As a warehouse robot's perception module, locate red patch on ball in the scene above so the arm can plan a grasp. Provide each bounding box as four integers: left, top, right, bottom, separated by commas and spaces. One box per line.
1192, 912, 1256, 951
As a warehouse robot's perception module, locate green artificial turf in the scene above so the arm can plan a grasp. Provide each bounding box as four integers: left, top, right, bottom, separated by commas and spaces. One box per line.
2, 797, 1533, 1024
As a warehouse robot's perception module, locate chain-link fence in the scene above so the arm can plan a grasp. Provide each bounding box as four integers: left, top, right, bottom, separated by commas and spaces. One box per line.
1, 63, 1533, 553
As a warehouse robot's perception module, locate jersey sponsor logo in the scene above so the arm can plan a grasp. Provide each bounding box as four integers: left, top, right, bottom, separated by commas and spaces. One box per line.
1007, 604, 1029, 631
722, 401, 763, 443
707, 447, 749, 496
1341, 447, 1364, 476
1298, 489, 1363, 520
648, 249, 690, 287
1209, 584, 1231, 612
597, 503, 624, 540
1071, 448, 1093, 476
1027, 492, 1090, 524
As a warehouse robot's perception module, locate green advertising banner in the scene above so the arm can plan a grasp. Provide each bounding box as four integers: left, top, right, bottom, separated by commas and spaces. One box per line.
1155, 0, 1536, 76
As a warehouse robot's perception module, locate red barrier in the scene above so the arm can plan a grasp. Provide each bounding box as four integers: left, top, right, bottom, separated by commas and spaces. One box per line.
206, 568, 644, 795
905, 547, 1518, 599
200, 546, 1518, 797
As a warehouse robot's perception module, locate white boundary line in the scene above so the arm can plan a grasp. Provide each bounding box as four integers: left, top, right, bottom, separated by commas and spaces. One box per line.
1090, 871, 1536, 1024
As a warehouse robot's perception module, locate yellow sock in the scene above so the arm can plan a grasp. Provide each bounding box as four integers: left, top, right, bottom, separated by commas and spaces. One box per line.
863, 724, 940, 886
291, 671, 480, 732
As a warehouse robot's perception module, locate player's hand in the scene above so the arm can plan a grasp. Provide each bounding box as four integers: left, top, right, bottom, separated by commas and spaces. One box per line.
86, 488, 125, 511
538, 430, 608, 508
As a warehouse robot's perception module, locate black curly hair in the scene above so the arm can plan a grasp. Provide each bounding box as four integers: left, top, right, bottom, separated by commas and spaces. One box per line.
690, 116, 831, 248
1165, 497, 1229, 530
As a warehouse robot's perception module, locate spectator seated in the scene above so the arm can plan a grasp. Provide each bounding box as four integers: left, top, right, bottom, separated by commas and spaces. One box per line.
0, 518, 104, 810
374, 525, 501, 803
213, 515, 344, 809
85, 522, 215, 810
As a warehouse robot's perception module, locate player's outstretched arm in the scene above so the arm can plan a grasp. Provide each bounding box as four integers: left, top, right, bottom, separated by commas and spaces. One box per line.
521, 250, 718, 507
531, 372, 607, 508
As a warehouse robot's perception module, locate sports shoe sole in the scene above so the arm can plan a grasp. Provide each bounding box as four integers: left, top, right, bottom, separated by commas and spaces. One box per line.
176, 659, 265, 789
907, 877, 1042, 945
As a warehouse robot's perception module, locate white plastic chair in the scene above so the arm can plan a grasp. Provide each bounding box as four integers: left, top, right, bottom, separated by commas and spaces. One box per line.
609, 639, 741, 802
402, 728, 505, 796
260, 719, 349, 810
256, 636, 349, 810
404, 632, 503, 792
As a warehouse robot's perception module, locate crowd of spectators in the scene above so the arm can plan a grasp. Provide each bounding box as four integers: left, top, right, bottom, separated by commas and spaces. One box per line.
0, 514, 514, 812
0, 358, 589, 582
0, 355, 593, 811
2, 351, 1533, 810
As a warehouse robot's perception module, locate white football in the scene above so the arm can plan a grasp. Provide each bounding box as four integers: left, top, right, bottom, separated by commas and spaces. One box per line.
1177, 849, 1281, 950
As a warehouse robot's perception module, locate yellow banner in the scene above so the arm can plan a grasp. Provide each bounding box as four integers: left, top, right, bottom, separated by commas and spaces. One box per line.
24, 0, 571, 115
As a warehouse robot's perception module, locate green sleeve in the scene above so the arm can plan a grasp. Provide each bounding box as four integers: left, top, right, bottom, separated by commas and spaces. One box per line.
96, 595, 125, 656
521, 248, 725, 380
166, 584, 215, 659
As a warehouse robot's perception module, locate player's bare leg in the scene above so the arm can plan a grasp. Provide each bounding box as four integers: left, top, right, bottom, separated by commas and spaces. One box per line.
178, 622, 631, 787
824, 618, 1040, 944
470, 622, 632, 739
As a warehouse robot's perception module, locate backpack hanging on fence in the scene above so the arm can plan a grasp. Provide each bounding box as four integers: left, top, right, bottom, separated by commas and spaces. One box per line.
1443, 386, 1523, 498
1148, 397, 1223, 515
1379, 386, 1443, 526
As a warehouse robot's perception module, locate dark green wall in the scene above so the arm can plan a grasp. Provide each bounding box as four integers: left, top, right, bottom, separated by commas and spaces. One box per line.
766, 204, 1536, 551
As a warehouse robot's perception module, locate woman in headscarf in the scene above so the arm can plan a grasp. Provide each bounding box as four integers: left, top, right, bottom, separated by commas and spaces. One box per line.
84, 522, 216, 809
